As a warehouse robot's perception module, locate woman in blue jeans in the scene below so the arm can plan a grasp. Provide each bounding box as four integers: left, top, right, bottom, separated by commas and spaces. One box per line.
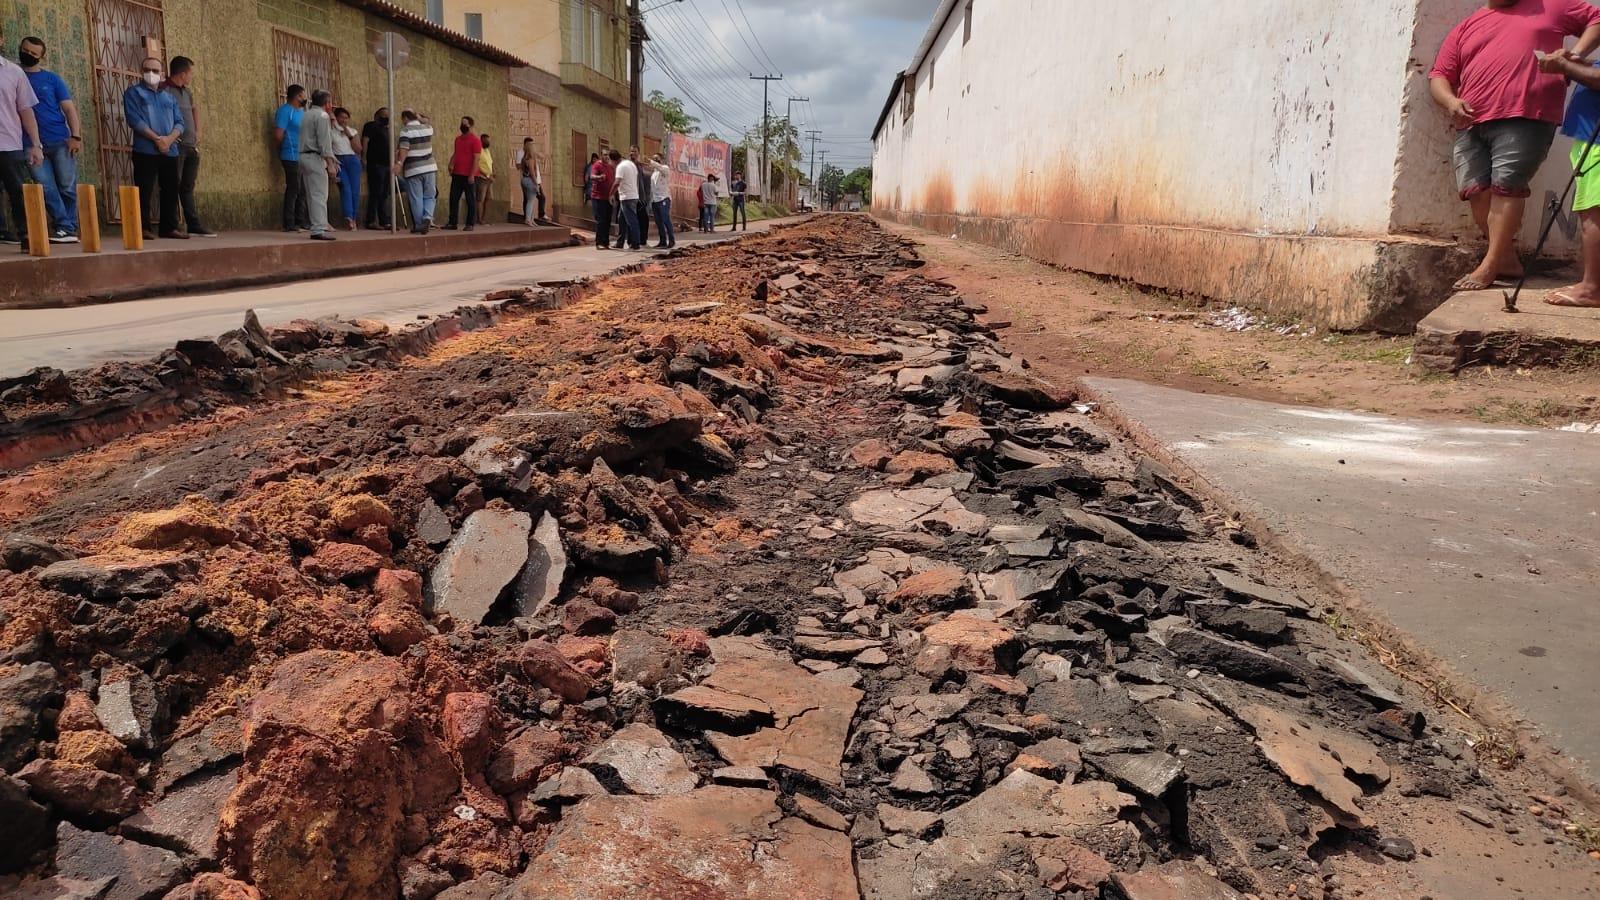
332, 108, 363, 230
648, 155, 675, 248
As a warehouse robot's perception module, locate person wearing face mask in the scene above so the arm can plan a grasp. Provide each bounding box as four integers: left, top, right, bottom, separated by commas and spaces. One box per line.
444, 115, 480, 231
18, 37, 81, 243
273, 84, 310, 232
122, 57, 185, 240
331, 106, 362, 232
361, 107, 391, 229
0, 25, 43, 252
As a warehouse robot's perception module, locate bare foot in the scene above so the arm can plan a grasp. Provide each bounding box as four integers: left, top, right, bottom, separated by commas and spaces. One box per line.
1453, 268, 1497, 291
1545, 285, 1600, 307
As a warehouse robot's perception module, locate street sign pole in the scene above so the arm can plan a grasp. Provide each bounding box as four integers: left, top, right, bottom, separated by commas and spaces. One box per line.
386, 31, 397, 235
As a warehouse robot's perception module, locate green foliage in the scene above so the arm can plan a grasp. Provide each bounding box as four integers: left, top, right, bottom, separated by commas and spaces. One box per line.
818, 164, 846, 207
841, 166, 872, 203
647, 90, 700, 135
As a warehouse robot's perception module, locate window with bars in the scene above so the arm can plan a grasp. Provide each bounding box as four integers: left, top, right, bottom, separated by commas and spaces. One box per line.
273, 28, 340, 101
572, 130, 588, 186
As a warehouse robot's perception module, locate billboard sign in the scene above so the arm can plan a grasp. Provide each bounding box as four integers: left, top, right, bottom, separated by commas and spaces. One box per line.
665, 134, 730, 212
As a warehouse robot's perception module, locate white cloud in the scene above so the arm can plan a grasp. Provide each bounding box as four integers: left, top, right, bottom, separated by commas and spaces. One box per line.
643, 0, 930, 166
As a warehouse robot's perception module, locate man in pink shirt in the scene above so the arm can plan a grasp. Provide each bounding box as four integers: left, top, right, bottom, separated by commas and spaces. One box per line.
1431, 0, 1600, 291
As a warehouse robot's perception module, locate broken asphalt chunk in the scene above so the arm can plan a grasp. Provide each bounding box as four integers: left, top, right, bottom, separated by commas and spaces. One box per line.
428, 508, 531, 624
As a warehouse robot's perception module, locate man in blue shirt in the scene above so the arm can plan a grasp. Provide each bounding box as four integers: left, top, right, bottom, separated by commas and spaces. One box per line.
274, 85, 309, 232
122, 56, 185, 239
1539, 51, 1600, 307
18, 36, 79, 243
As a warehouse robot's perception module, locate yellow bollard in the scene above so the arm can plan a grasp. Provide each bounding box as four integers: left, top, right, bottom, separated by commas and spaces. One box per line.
78, 185, 101, 253
119, 186, 144, 250
22, 183, 48, 257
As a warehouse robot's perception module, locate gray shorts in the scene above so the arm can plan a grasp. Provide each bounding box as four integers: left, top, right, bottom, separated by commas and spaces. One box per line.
1452, 118, 1557, 200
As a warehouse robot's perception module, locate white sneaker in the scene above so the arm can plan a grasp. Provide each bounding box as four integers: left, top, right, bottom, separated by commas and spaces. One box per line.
49, 229, 78, 244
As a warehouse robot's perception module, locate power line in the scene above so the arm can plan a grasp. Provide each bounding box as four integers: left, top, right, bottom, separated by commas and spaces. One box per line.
729, 0, 783, 84
648, 6, 766, 118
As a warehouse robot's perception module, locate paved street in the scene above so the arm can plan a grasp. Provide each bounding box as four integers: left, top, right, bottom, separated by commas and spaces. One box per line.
0, 219, 797, 378
1084, 376, 1600, 777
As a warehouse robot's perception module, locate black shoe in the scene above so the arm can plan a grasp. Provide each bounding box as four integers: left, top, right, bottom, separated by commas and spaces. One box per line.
310, 232, 337, 241
0, 233, 19, 245
49, 229, 77, 244
442, 223, 458, 230
160, 230, 190, 240
464, 225, 474, 232
189, 227, 217, 238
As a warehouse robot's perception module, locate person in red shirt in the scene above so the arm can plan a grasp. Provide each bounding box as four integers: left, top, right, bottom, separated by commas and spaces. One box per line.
1431, 0, 1600, 292
589, 152, 616, 250
444, 115, 481, 231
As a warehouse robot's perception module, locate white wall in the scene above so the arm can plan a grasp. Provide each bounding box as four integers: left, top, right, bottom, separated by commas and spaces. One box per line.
874, 0, 1588, 255
875, 0, 1423, 238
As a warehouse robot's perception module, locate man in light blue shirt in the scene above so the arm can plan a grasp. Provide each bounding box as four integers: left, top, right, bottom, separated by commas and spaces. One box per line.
122, 56, 185, 239
273, 84, 309, 231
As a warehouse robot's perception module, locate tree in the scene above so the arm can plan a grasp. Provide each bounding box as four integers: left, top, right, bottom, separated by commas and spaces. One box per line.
819, 164, 846, 208
647, 91, 700, 135
841, 166, 873, 204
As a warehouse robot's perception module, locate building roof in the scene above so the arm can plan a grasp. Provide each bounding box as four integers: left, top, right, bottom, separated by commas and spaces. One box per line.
908, 0, 962, 74
869, 70, 905, 142
336, 0, 529, 67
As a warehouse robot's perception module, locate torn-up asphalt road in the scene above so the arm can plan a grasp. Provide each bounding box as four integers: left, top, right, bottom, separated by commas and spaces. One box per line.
0, 216, 1596, 899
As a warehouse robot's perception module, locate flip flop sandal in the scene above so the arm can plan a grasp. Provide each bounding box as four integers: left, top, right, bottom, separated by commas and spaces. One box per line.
1452, 276, 1491, 292
1545, 289, 1600, 307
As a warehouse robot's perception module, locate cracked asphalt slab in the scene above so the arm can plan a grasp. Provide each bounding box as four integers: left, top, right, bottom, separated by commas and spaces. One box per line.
0, 216, 1596, 898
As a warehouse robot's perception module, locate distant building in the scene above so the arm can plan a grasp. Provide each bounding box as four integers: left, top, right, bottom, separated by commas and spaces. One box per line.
13, 0, 525, 230
837, 193, 862, 212
441, 0, 666, 226
871, 0, 1569, 332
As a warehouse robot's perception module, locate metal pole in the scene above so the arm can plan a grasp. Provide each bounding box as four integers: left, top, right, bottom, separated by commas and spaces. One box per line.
387, 32, 397, 235
805, 129, 820, 209
817, 150, 827, 208
629, 0, 643, 147
749, 74, 782, 199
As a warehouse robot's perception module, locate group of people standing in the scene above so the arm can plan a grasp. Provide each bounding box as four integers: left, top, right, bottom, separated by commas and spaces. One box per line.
586, 145, 676, 251
273, 92, 547, 240
0, 31, 212, 249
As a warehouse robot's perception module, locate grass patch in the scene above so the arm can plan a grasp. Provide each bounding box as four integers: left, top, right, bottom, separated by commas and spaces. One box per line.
1468, 728, 1524, 770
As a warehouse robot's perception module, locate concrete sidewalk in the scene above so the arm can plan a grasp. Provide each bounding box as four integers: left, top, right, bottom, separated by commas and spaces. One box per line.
1084, 377, 1600, 781
1, 222, 573, 309
0, 217, 803, 378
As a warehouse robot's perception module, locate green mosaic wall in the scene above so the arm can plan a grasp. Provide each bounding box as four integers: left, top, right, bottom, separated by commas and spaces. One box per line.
2, 2, 102, 190
10, 0, 510, 231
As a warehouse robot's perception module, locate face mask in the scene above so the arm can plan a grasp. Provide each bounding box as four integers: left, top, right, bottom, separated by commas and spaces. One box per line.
378, 115, 389, 123
460, 124, 470, 134
481, 141, 490, 149
143, 71, 161, 88
18, 52, 39, 68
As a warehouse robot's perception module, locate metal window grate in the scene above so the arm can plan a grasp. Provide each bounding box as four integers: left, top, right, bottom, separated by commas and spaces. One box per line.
87, 0, 167, 222
273, 28, 341, 101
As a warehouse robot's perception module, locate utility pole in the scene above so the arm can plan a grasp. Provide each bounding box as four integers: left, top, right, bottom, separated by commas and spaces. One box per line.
749, 74, 782, 200
805, 129, 821, 210
628, 0, 644, 147
817, 149, 828, 209
783, 97, 808, 208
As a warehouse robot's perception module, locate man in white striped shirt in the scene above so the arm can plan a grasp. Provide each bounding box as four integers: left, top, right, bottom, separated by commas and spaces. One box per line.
394, 109, 437, 234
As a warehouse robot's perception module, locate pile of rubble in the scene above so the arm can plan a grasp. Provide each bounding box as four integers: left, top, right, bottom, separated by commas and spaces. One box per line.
0, 217, 1589, 899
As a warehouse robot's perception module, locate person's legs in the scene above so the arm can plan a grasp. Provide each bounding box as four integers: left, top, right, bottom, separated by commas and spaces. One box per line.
733, 196, 746, 230
1549, 141, 1600, 307
536, 187, 546, 222
281, 159, 302, 231
446, 174, 463, 227
620, 199, 641, 248
591, 198, 611, 248
303, 160, 330, 236
476, 179, 490, 225
1459, 119, 1557, 289
465, 178, 478, 229
339, 156, 362, 225
521, 175, 536, 224
0, 150, 28, 248
132, 152, 159, 237
403, 175, 423, 231
421, 174, 438, 227
177, 146, 209, 234
31, 144, 75, 233
366, 164, 389, 228
155, 154, 181, 235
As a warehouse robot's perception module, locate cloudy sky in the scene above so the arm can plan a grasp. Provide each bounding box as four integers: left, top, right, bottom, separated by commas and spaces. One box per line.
641, 0, 934, 173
